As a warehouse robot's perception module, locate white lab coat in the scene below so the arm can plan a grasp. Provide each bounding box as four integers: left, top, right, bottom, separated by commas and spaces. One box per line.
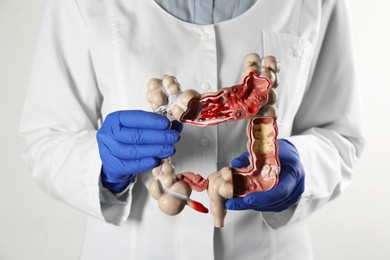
20, 0, 365, 259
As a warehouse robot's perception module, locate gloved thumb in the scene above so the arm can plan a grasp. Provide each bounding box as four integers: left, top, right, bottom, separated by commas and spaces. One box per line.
231, 152, 250, 168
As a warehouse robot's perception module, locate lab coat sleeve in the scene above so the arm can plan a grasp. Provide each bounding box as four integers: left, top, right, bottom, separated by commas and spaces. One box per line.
19, 0, 133, 225
262, 0, 365, 228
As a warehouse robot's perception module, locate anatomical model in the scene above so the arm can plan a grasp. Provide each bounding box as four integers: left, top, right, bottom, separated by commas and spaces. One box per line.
146, 53, 280, 227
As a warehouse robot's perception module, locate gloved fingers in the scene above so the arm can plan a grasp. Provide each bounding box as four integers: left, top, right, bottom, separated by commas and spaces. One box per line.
225, 140, 305, 212
107, 142, 176, 160
277, 177, 304, 208
250, 160, 302, 205
121, 157, 160, 175
101, 179, 133, 194
278, 139, 300, 159
102, 156, 160, 179
243, 173, 297, 208
225, 197, 253, 211
231, 151, 250, 168
113, 127, 180, 145
226, 175, 304, 212
256, 178, 304, 212
170, 120, 183, 133
114, 110, 171, 129
101, 167, 135, 183
263, 193, 302, 212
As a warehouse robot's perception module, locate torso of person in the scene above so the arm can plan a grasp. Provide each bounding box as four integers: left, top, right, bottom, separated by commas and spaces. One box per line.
79, 0, 318, 259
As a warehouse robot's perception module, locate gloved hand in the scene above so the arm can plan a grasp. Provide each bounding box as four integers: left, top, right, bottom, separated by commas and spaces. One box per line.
226, 139, 305, 212
97, 110, 182, 193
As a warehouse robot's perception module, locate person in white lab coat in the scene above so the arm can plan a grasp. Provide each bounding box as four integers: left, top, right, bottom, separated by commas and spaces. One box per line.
20, 0, 365, 259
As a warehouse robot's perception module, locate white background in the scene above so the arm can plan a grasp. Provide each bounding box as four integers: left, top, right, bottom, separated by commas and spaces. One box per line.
0, 0, 389, 259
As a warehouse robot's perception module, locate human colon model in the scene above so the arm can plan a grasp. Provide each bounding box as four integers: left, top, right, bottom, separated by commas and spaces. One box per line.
146, 53, 280, 227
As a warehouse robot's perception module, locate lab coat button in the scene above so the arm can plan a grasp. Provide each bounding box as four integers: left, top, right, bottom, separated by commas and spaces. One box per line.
201, 138, 210, 147
202, 82, 211, 90
200, 32, 209, 41
293, 48, 301, 57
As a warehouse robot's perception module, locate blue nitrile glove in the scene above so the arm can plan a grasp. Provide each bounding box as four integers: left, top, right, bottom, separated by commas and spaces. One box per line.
97, 110, 182, 193
226, 139, 305, 212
